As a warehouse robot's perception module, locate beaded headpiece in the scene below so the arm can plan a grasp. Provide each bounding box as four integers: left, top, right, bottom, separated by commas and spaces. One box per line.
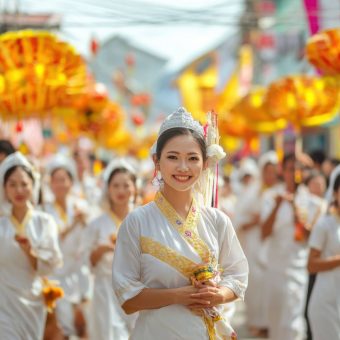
158, 107, 204, 137
151, 107, 204, 155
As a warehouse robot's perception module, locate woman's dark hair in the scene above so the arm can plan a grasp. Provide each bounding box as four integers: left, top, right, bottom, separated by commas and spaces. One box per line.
155, 128, 207, 161
51, 167, 74, 181
0, 140, 15, 157
4, 165, 34, 185
108, 167, 137, 187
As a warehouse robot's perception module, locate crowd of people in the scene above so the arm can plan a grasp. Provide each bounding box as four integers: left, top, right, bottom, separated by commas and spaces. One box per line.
0, 107, 339, 340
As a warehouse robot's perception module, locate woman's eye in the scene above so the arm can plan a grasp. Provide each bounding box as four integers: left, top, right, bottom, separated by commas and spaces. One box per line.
189, 157, 199, 161
167, 155, 177, 160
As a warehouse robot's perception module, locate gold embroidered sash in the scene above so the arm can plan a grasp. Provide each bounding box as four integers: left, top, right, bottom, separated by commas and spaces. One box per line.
140, 236, 197, 278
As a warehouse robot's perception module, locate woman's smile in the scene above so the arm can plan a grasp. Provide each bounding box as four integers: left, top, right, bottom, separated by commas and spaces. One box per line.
172, 175, 192, 182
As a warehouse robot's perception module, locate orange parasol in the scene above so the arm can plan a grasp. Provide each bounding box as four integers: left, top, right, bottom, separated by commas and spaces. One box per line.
306, 28, 340, 76
0, 30, 87, 120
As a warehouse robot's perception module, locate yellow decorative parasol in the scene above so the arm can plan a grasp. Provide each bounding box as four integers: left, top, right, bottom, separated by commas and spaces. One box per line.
265, 75, 339, 129
230, 86, 287, 134
0, 30, 87, 120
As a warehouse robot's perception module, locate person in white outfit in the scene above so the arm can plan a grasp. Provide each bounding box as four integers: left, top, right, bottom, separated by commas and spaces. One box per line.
0, 152, 62, 340
85, 158, 138, 340
112, 107, 248, 340
261, 153, 321, 340
43, 155, 92, 339
307, 166, 340, 340
235, 151, 279, 337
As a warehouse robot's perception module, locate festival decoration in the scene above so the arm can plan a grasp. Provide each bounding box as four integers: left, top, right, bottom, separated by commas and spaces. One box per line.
266, 75, 340, 129
230, 87, 287, 133
42, 278, 64, 313
306, 28, 340, 75
0, 30, 87, 120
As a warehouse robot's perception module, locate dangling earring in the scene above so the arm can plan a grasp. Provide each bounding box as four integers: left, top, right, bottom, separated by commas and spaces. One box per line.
152, 169, 163, 187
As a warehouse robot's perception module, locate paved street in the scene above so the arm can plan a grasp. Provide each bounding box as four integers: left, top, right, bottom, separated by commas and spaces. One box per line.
233, 301, 268, 340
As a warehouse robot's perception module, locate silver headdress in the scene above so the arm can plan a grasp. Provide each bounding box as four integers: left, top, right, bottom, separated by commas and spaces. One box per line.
0, 152, 40, 215
151, 107, 204, 155
158, 107, 204, 137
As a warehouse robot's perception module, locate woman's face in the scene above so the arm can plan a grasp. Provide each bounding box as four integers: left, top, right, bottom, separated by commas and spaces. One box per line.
108, 171, 136, 207
262, 163, 278, 187
50, 168, 73, 199
4, 167, 33, 208
282, 159, 295, 186
308, 175, 326, 197
158, 134, 205, 193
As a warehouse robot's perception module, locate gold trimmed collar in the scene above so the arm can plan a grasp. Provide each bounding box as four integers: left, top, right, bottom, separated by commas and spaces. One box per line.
154, 191, 212, 264
11, 208, 32, 236
109, 210, 123, 229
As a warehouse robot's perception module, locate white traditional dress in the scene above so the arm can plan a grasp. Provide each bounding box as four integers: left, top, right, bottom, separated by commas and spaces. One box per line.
234, 180, 274, 329
43, 197, 93, 336
308, 213, 340, 340
261, 184, 323, 340
0, 209, 62, 340
112, 192, 248, 340
85, 212, 132, 340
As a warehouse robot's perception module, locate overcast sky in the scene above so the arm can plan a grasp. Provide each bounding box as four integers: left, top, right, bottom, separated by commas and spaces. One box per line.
20, 0, 245, 66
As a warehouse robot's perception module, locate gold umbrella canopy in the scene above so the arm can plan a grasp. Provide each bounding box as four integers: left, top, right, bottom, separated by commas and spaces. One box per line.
230, 87, 287, 133
58, 82, 125, 147
0, 30, 87, 120
306, 28, 340, 76
265, 75, 340, 129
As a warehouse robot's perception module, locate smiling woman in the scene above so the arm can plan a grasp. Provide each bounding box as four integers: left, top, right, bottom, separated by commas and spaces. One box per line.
0, 152, 62, 340
112, 107, 248, 340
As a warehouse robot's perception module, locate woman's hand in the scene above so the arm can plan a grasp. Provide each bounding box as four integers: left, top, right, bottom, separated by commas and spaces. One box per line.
173, 285, 211, 308
189, 286, 235, 309
90, 244, 114, 266
73, 209, 87, 226
15, 235, 37, 269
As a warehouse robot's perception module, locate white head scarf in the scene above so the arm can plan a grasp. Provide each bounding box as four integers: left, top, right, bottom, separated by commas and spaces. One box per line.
258, 151, 279, 172
325, 164, 340, 203
0, 152, 40, 215
238, 158, 259, 180
46, 154, 77, 181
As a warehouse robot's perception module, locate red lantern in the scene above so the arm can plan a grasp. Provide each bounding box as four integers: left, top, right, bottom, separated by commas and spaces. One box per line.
90, 37, 99, 56
131, 114, 144, 126
15, 121, 23, 133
